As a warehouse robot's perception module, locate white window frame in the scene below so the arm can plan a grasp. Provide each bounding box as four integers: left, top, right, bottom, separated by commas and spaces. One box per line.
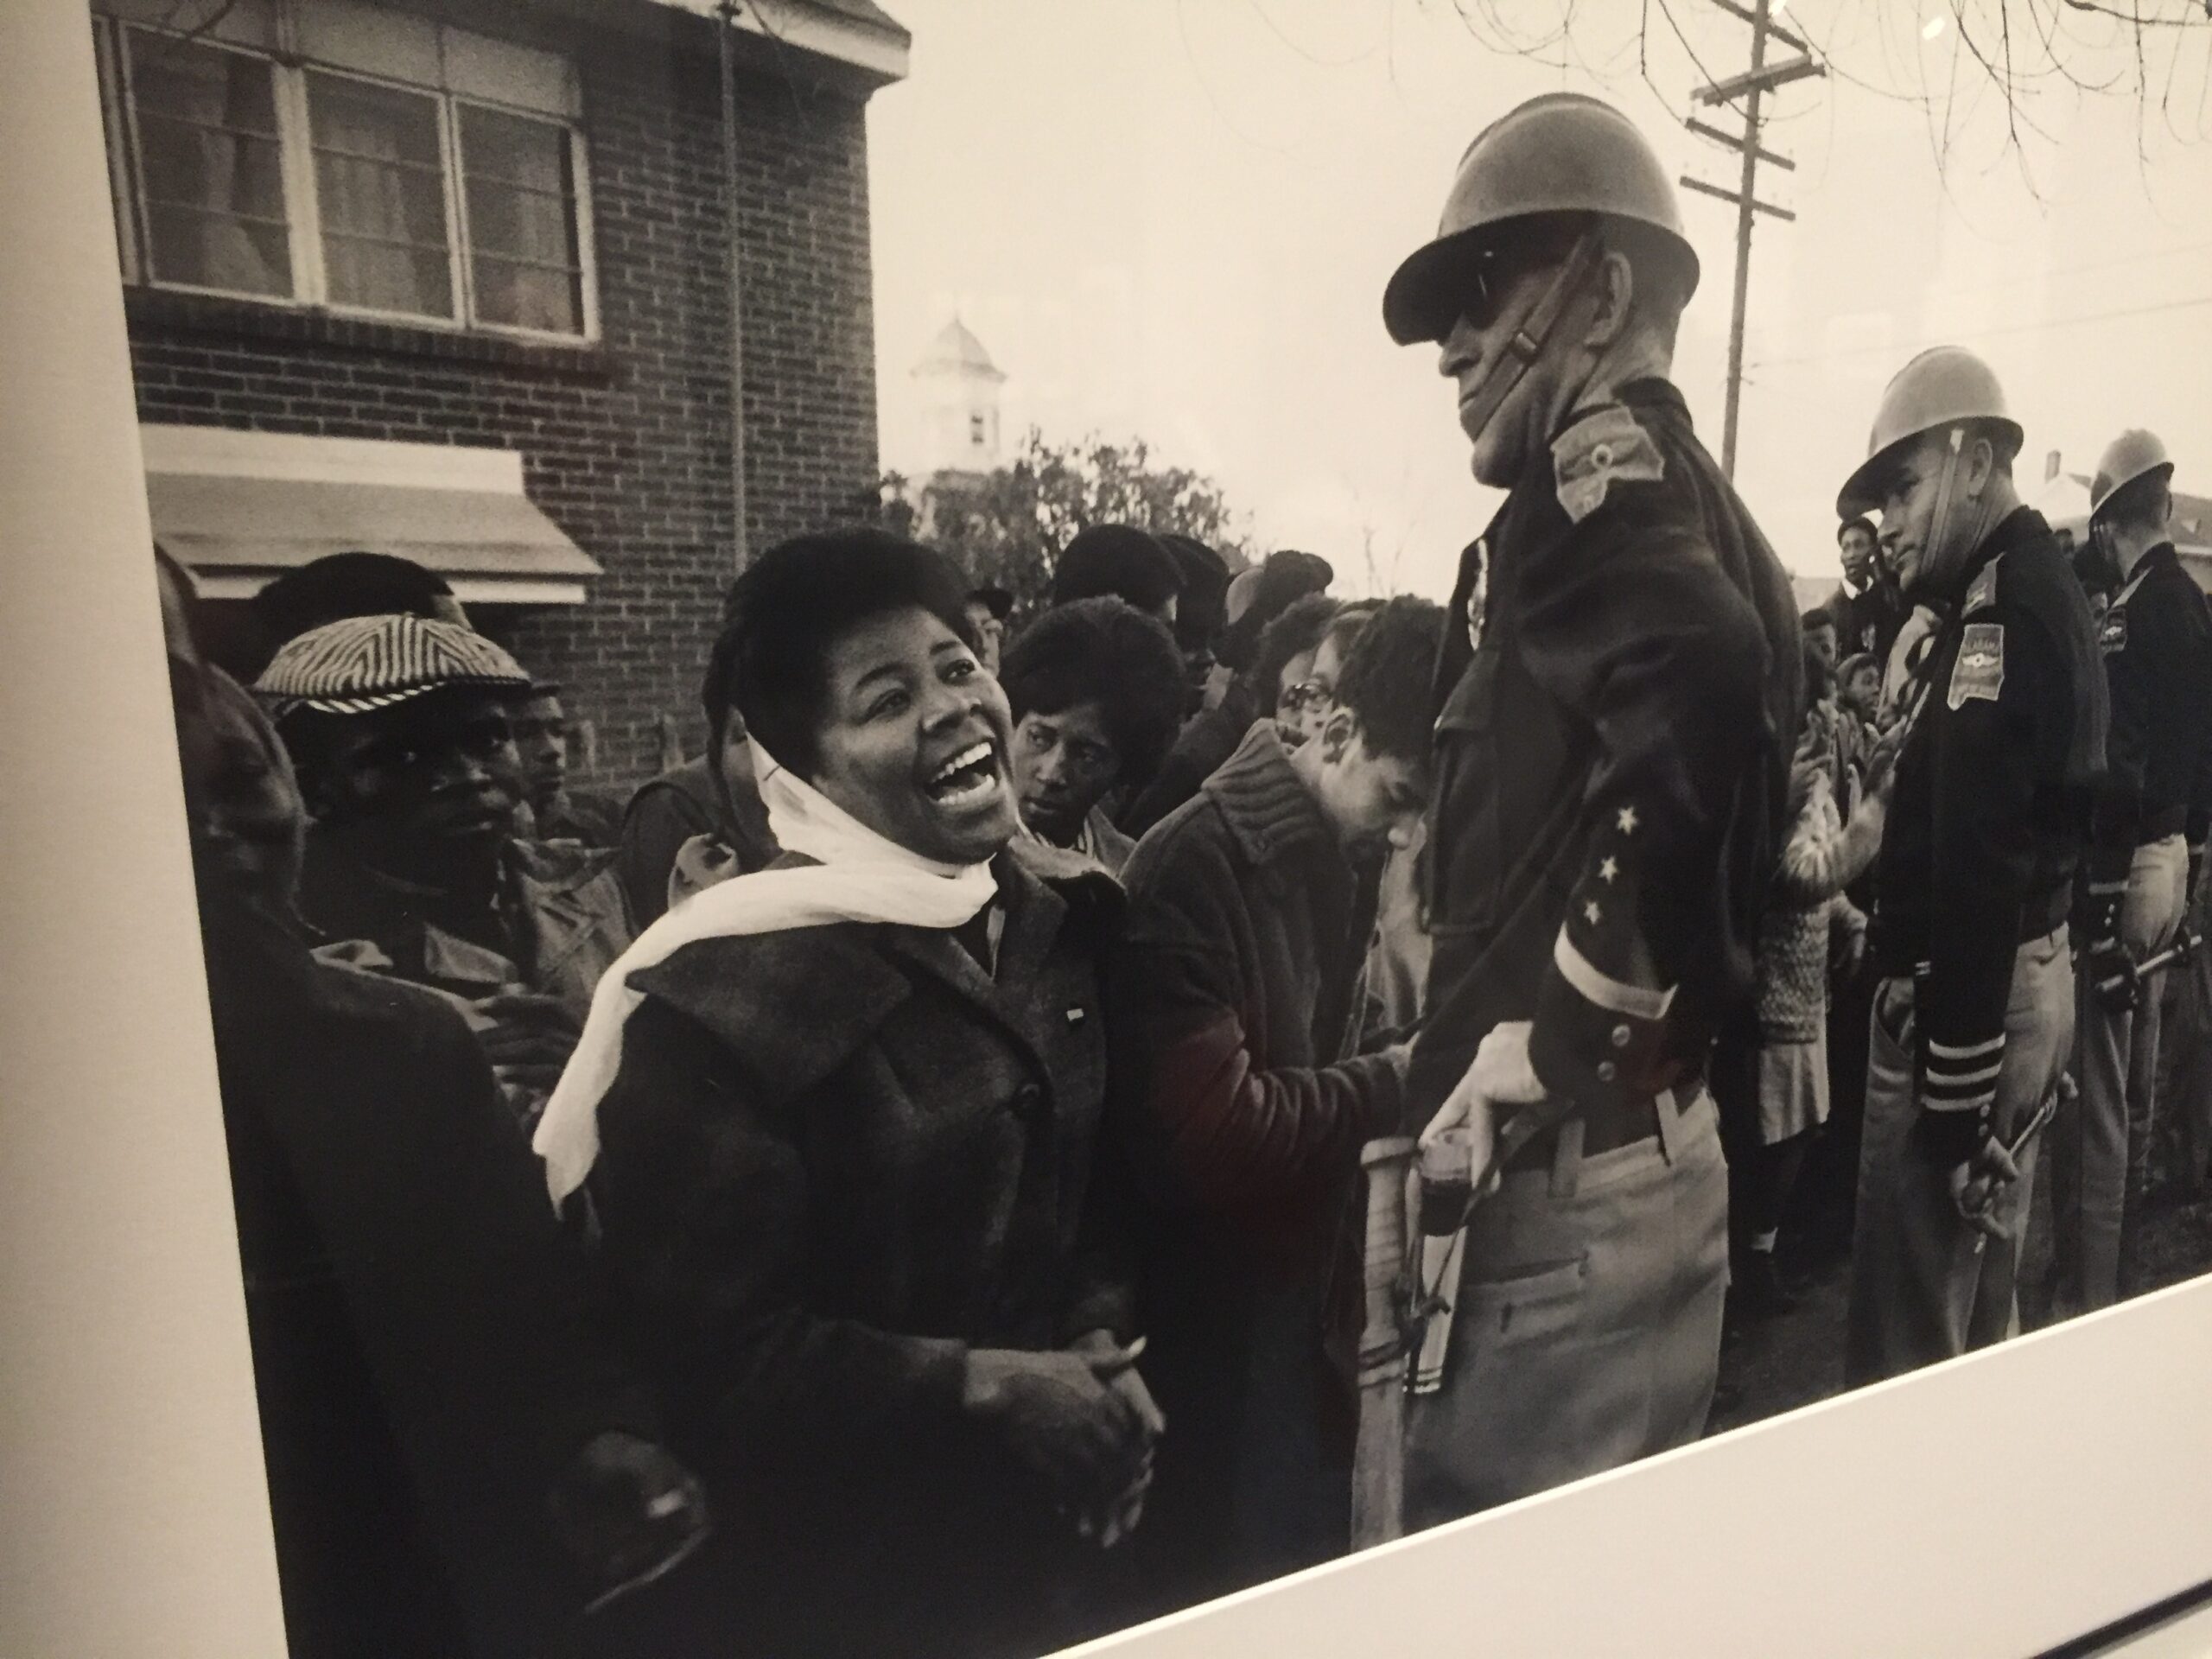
447, 92, 601, 345
97, 8, 600, 344
299, 60, 466, 329
111, 22, 310, 307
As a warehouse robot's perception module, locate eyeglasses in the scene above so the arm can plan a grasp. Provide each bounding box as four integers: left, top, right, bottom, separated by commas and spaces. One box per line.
1280, 680, 1336, 715
1451, 240, 1575, 334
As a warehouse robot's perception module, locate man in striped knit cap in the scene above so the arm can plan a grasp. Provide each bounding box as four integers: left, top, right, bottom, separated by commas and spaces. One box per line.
256, 613, 634, 1129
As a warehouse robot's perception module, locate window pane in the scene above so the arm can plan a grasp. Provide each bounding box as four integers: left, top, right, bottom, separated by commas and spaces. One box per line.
308, 72, 454, 319
471, 257, 582, 334
459, 105, 583, 334
127, 33, 292, 296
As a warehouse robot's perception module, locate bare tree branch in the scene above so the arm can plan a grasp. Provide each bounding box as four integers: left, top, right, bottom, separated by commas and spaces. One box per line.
1418, 0, 2212, 188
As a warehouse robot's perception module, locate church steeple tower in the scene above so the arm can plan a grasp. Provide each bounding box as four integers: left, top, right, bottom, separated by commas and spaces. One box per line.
912, 315, 1007, 476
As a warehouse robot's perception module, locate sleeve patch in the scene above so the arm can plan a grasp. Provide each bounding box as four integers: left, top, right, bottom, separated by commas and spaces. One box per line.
1948, 622, 2005, 709
1963, 557, 2001, 616
1552, 404, 1665, 524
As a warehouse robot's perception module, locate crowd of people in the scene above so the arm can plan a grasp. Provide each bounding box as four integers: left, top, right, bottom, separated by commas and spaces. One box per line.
155, 88, 2212, 1659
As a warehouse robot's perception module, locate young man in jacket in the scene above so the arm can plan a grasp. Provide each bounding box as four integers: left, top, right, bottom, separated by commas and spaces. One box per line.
1109, 596, 1442, 1608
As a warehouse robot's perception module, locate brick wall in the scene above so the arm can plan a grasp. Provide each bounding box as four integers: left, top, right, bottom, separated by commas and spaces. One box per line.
124, 5, 882, 786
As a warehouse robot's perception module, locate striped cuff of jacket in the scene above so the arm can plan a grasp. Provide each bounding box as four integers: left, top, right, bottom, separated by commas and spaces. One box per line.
1918, 1032, 2001, 1165
1923, 1033, 2004, 1117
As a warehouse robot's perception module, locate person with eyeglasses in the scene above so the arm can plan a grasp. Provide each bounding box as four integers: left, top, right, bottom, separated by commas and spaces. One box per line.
1384, 93, 1802, 1524
1276, 600, 1383, 751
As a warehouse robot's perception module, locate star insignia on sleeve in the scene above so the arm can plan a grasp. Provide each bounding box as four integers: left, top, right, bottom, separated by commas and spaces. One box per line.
1584, 900, 1602, 925
1599, 855, 1618, 882
1616, 807, 1638, 835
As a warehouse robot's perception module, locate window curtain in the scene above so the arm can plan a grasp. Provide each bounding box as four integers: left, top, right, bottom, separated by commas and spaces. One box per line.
311, 79, 451, 318
136, 39, 289, 296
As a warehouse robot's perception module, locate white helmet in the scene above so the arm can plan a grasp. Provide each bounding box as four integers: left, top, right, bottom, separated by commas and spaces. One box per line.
1837, 346, 2023, 518
2088, 429, 2174, 522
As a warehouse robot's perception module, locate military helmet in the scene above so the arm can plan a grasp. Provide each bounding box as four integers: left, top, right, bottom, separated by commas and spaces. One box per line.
1836, 346, 2023, 518
2088, 428, 2174, 521
1383, 92, 1699, 347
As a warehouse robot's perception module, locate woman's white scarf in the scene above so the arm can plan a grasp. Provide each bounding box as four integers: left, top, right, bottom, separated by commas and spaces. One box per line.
531, 738, 998, 1205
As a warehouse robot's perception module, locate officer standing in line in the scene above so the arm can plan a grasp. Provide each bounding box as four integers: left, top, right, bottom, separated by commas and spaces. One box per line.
1838, 348, 2107, 1386
1382, 92, 1802, 1523
2056, 429, 2212, 1313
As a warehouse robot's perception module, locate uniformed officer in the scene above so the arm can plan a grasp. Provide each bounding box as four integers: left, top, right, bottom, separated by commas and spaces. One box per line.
1837, 347, 2107, 1385
2055, 429, 2212, 1312
1382, 92, 1802, 1523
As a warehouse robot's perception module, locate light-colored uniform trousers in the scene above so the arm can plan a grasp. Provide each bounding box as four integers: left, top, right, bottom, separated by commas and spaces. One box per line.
1402, 1089, 1728, 1527
1846, 927, 2073, 1386
2053, 834, 2189, 1310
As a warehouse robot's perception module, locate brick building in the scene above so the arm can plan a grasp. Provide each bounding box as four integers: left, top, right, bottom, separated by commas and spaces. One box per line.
94, 0, 906, 783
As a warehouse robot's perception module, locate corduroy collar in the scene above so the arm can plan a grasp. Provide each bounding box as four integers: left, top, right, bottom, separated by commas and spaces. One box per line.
1198, 721, 1342, 871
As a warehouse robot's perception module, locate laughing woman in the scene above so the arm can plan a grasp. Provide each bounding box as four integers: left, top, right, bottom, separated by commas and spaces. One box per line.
533, 531, 1160, 1659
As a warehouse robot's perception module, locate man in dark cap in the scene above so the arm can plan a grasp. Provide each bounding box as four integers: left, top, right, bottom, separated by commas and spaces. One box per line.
1052, 524, 1185, 624
1214, 550, 1336, 678
224, 550, 470, 681
1158, 534, 1233, 704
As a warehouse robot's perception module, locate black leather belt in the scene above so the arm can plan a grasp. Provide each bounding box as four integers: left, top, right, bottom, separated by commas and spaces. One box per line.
1500, 1081, 1694, 1178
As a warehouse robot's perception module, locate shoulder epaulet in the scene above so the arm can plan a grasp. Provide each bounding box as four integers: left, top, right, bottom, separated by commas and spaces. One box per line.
1963, 555, 2003, 617
1552, 404, 1665, 524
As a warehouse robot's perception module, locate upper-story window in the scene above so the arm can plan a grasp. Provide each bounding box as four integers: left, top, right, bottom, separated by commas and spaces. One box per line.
93, 0, 595, 340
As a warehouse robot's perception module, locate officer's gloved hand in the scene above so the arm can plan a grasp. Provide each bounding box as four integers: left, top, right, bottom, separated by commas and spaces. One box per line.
2087, 936, 2140, 1014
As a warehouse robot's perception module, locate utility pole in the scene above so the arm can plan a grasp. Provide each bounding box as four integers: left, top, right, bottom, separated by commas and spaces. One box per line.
1681, 0, 1823, 479
716, 1, 752, 569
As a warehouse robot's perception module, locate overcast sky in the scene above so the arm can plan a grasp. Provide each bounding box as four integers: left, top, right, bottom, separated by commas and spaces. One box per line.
867, 1, 2212, 600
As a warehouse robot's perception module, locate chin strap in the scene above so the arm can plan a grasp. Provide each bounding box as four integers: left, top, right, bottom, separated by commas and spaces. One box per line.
1924, 425, 1966, 576
1456, 232, 1605, 453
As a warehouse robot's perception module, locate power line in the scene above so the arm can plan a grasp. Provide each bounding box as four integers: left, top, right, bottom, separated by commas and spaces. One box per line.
1748, 289, 2212, 370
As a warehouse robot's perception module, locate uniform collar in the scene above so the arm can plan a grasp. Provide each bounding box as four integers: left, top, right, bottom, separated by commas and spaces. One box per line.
1945, 505, 2050, 607
2132, 540, 2180, 580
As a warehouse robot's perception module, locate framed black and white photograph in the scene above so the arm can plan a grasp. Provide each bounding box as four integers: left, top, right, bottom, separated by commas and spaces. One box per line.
5, 2, 2212, 1656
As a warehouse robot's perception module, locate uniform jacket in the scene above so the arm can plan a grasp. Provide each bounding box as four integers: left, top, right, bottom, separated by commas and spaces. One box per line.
1409, 378, 1802, 1124
1107, 721, 1402, 1598
1870, 505, 2107, 1163
2087, 541, 2212, 892
582, 839, 1129, 1655
297, 832, 633, 1024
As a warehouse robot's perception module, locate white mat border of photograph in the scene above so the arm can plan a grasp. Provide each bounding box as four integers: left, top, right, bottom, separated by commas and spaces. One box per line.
4, 5, 2208, 1656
